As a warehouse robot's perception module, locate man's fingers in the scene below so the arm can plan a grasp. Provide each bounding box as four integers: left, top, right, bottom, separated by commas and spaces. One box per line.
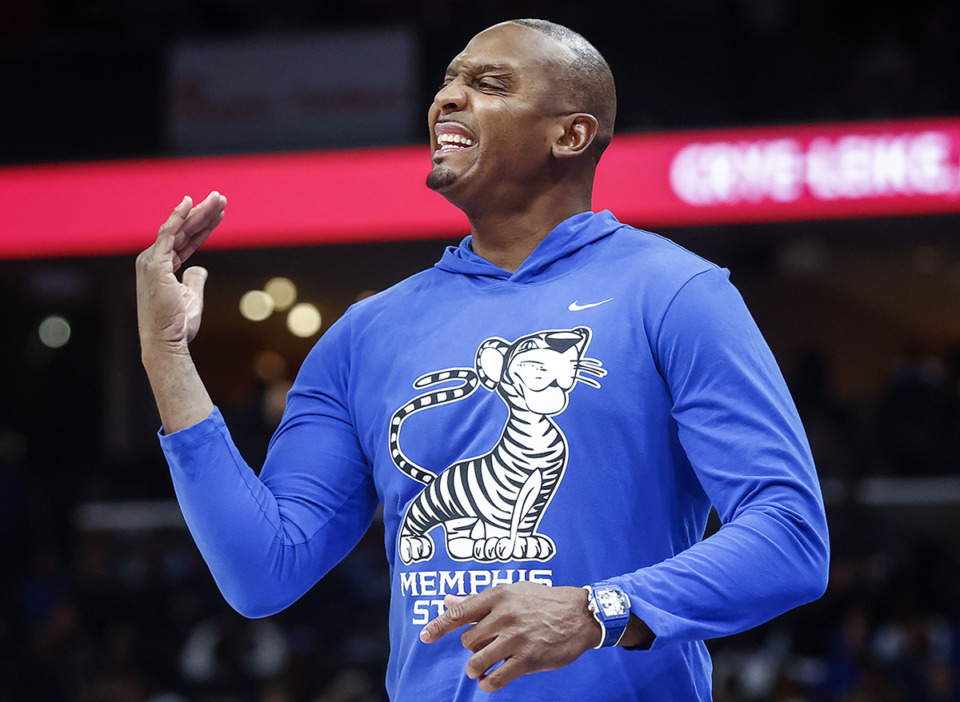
477, 656, 528, 694
139, 193, 224, 277
445, 594, 466, 608
164, 192, 225, 270
177, 191, 226, 245
420, 593, 491, 643
463, 634, 511, 680
155, 196, 193, 255
174, 210, 225, 269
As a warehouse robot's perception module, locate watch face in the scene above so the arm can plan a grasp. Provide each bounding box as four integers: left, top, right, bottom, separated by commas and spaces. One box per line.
596, 588, 629, 617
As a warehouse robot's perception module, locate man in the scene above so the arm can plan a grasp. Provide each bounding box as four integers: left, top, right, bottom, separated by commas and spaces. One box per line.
136, 19, 829, 701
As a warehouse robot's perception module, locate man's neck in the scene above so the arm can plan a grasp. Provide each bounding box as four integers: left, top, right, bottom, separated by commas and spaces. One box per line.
465, 196, 592, 273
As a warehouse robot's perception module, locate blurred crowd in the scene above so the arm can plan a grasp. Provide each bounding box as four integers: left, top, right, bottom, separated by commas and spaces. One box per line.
793, 347, 960, 481
2, 344, 960, 701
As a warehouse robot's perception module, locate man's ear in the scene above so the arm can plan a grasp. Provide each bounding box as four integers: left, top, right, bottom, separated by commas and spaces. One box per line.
551, 113, 599, 159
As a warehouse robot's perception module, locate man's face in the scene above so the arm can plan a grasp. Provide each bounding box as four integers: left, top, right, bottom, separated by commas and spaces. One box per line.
426, 23, 573, 205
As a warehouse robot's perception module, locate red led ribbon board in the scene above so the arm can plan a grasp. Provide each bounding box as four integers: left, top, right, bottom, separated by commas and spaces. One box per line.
2, 117, 959, 259
596, 117, 960, 226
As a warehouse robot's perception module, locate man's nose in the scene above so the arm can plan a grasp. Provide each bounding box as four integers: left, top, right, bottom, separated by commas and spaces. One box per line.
434, 80, 466, 113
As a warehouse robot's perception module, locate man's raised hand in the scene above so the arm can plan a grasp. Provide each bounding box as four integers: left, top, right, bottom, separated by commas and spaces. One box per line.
136, 192, 225, 433
136, 192, 227, 355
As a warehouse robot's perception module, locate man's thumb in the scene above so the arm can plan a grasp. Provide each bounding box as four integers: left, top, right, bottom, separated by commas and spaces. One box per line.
182, 266, 208, 300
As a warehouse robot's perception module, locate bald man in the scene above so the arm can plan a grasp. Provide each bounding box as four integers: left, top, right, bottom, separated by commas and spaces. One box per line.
137, 19, 829, 701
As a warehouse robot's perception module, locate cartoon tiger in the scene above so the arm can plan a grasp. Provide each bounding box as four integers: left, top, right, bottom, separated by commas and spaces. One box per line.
390, 326, 606, 565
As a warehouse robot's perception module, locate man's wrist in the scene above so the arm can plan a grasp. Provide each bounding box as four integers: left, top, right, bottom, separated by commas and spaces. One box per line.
140, 344, 215, 434
579, 586, 604, 648
140, 339, 191, 367
618, 614, 655, 650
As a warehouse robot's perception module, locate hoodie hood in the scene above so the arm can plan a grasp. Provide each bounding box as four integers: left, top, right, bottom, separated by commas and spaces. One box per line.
434, 210, 624, 284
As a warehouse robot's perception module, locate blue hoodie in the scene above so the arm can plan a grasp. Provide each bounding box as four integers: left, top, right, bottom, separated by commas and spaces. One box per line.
160, 210, 829, 701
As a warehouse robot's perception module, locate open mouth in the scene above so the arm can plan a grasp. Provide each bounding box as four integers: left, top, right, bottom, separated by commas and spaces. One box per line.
434, 122, 478, 155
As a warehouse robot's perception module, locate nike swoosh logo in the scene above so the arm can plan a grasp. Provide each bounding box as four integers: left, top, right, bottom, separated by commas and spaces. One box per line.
568, 298, 613, 311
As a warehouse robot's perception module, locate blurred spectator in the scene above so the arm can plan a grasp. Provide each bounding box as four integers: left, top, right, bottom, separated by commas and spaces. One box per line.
872, 348, 960, 475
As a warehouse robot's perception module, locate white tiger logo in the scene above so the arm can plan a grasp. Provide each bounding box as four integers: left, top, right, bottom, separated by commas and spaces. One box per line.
390, 327, 605, 565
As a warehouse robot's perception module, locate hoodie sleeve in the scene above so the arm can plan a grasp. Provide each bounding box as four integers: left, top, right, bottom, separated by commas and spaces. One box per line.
607, 267, 829, 648
160, 318, 378, 619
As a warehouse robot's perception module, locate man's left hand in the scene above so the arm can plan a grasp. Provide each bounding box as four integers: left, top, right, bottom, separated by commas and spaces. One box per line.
419, 582, 600, 693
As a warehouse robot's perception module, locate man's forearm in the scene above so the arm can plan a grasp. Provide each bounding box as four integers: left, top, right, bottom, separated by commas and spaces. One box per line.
142, 348, 215, 434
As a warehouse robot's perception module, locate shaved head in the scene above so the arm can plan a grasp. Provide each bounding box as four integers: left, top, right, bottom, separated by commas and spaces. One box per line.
509, 19, 617, 162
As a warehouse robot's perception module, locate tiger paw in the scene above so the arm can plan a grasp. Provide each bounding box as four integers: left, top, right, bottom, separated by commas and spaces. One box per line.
473, 537, 505, 562
513, 534, 555, 560
495, 537, 514, 560
399, 535, 434, 564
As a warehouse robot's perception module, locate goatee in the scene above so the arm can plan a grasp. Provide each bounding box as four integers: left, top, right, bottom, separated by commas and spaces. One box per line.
426, 166, 456, 191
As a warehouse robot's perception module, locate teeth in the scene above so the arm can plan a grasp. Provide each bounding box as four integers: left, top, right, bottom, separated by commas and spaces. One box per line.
438, 133, 475, 147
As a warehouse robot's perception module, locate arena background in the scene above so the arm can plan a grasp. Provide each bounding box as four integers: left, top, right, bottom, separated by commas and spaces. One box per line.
1, 1, 960, 700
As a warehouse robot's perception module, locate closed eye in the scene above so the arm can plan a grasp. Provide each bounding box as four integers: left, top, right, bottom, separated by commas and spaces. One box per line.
477, 78, 507, 91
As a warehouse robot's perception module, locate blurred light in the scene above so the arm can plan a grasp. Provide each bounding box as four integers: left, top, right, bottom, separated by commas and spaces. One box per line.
38, 315, 71, 348
264, 277, 297, 311
253, 350, 288, 382
240, 290, 274, 321
287, 303, 322, 337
